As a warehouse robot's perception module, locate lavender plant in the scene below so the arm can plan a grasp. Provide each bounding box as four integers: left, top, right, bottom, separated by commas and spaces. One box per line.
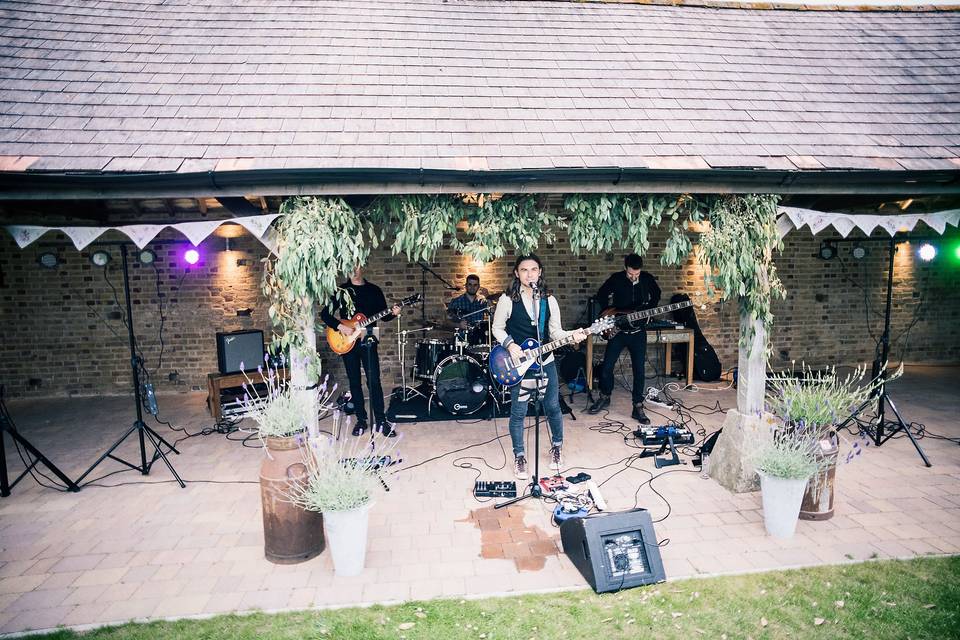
751, 426, 825, 480
286, 418, 401, 512
239, 354, 337, 441
760, 362, 904, 474
766, 363, 902, 433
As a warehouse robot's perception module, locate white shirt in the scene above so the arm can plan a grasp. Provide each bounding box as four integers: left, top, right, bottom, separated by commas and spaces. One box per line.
492, 291, 572, 365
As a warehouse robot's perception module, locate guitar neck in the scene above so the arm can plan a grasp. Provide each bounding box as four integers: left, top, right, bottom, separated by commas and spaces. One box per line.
527, 327, 601, 360
618, 300, 692, 325
357, 308, 390, 329
357, 302, 402, 328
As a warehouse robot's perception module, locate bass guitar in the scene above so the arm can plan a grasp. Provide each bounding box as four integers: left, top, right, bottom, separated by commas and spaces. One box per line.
489, 315, 616, 387
326, 293, 421, 355
599, 299, 694, 339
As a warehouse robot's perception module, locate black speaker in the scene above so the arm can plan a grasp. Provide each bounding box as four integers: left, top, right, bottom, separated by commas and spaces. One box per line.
216, 330, 265, 374
560, 509, 666, 593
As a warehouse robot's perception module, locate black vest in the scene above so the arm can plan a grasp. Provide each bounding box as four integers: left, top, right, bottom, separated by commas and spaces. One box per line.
506, 296, 550, 345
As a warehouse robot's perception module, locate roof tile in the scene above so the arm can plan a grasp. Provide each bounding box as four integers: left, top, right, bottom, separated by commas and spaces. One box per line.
0, 0, 957, 176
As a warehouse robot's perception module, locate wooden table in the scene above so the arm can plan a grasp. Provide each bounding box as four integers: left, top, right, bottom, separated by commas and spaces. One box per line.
586, 328, 695, 390
206, 368, 288, 420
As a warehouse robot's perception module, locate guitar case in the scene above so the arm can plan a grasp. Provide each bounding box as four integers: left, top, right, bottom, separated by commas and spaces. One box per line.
670, 294, 722, 382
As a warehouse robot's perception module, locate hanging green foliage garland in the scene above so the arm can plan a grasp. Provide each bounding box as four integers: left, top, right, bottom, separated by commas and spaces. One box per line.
262, 196, 372, 360
564, 193, 701, 266
457, 194, 561, 262
366, 194, 465, 263
698, 194, 786, 347
263, 193, 785, 355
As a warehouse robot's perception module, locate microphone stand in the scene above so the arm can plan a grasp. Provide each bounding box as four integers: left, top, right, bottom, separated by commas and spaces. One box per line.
497, 284, 547, 509
416, 261, 460, 327
364, 328, 379, 439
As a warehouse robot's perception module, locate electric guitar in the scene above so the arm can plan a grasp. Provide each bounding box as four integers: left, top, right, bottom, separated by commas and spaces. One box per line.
489, 315, 616, 387
325, 293, 421, 355
599, 299, 694, 339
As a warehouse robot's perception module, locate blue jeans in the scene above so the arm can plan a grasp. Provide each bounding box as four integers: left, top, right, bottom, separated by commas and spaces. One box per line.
508, 361, 563, 457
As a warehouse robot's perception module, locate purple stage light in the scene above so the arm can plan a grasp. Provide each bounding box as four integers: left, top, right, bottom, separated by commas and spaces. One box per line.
184, 248, 200, 265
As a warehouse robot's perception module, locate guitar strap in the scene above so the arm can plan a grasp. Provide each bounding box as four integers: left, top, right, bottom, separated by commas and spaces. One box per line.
537, 297, 548, 337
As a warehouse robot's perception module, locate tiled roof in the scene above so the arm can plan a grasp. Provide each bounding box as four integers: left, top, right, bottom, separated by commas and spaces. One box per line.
1, 0, 959, 176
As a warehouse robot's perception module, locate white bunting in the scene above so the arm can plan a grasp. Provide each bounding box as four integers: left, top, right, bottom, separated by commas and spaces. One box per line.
234, 214, 280, 239
6, 225, 50, 248
120, 225, 166, 249
778, 207, 960, 238
5, 214, 281, 251
61, 226, 107, 250
174, 220, 225, 247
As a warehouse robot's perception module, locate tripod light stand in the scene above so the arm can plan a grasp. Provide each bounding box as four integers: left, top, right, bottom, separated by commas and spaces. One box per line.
838, 236, 931, 467
76, 244, 186, 487
1, 386, 79, 497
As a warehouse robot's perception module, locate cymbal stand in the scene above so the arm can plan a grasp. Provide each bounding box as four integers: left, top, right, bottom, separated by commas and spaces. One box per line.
396, 315, 431, 402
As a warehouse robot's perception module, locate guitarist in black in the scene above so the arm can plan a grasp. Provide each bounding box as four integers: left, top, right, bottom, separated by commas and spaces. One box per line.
588, 254, 661, 424
320, 266, 402, 437
492, 254, 587, 480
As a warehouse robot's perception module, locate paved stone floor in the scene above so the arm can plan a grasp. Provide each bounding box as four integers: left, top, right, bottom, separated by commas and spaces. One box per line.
1, 365, 958, 636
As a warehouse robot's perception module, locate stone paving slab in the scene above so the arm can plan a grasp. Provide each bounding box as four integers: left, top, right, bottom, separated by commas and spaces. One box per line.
1, 365, 958, 636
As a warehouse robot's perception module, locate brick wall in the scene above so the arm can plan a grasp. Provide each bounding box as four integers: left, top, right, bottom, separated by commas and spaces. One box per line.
1, 223, 958, 401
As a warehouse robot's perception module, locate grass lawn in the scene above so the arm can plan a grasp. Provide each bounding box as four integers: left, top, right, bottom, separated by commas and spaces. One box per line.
32, 556, 959, 640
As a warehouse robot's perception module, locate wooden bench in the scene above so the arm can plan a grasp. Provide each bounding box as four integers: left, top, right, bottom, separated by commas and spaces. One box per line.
206, 368, 288, 421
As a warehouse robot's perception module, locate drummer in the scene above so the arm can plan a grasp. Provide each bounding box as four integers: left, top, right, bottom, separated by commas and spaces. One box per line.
447, 274, 490, 343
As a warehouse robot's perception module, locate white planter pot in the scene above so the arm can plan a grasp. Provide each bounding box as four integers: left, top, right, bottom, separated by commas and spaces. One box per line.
323, 502, 372, 576
758, 471, 810, 539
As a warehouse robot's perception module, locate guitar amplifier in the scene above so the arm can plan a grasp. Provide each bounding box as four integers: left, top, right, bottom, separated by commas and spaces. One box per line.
216, 330, 265, 374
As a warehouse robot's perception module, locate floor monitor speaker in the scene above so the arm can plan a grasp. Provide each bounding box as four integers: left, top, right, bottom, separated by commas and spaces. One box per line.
560, 508, 665, 593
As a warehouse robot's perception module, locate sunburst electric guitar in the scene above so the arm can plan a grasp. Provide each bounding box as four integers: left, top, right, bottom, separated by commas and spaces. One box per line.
325, 293, 421, 355
489, 315, 616, 387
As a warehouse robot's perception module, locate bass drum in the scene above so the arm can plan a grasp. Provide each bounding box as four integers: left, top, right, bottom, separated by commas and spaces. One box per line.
434, 354, 489, 415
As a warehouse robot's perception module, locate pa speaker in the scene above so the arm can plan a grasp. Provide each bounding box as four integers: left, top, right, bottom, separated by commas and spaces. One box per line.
216, 330, 265, 374
560, 508, 665, 593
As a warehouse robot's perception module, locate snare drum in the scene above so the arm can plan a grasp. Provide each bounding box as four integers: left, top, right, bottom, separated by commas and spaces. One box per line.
433, 354, 489, 415
414, 339, 455, 380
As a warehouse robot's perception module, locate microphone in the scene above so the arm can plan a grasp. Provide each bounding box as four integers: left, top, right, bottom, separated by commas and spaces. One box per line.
529, 282, 539, 298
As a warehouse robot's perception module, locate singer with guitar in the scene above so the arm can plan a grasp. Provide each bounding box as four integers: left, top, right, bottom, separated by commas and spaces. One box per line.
492, 255, 587, 480
588, 253, 661, 423
320, 266, 403, 438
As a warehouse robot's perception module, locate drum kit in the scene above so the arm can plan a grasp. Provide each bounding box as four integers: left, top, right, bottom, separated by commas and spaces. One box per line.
396, 301, 507, 416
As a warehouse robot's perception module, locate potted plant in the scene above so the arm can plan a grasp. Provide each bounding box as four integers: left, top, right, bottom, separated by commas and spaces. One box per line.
241, 360, 336, 564
286, 421, 399, 576
751, 425, 825, 538
765, 363, 901, 521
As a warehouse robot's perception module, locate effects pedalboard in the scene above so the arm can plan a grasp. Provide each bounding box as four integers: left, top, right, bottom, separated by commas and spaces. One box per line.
634, 425, 695, 447
634, 425, 696, 469
474, 480, 517, 498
